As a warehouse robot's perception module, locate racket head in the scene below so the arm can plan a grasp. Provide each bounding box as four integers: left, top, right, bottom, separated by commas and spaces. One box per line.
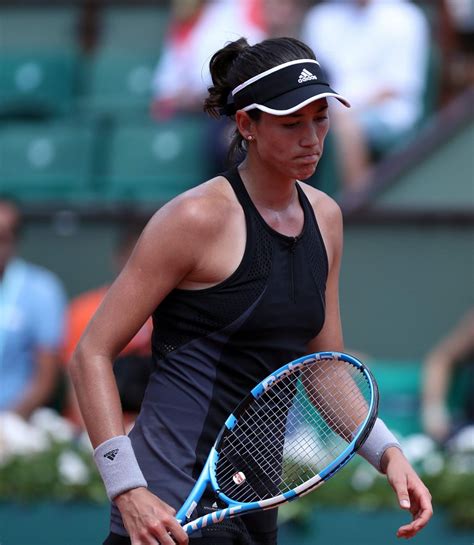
210, 351, 379, 510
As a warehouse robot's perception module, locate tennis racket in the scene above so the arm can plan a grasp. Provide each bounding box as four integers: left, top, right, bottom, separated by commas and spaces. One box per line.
176, 351, 379, 535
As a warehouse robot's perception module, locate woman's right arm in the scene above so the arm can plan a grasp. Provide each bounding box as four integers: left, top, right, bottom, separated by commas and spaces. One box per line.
70, 195, 211, 545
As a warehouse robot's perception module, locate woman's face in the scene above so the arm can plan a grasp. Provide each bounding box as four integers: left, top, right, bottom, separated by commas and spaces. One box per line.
251, 99, 330, 181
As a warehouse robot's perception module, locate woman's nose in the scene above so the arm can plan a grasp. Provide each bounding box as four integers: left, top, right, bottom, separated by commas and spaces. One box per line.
300, 123, 320, 147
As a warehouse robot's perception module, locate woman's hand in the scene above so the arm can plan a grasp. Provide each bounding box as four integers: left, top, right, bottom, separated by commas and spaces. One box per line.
381, 447, 433, 539
114, 487, 188, 545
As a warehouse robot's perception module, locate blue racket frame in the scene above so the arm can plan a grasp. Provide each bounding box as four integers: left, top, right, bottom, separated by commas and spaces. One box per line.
177, 351, 379, 535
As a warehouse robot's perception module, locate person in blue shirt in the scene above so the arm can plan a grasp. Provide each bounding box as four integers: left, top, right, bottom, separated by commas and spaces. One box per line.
0, 196, 67, 418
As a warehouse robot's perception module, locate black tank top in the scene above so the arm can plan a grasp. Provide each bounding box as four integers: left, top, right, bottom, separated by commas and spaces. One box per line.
110, 167, 329, 537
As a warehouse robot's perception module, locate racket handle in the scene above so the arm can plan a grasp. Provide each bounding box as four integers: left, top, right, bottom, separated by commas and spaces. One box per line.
182, 505, 243, 535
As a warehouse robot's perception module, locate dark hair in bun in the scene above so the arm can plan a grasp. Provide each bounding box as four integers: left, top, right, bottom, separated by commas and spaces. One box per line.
204, 37, 316, 160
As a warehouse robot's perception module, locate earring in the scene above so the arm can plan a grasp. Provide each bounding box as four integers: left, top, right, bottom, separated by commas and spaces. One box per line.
247, 135, 253, 141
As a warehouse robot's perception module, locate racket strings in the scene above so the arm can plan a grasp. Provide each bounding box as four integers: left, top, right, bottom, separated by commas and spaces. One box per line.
215, 357, 371, 503
302, 362, 370, 440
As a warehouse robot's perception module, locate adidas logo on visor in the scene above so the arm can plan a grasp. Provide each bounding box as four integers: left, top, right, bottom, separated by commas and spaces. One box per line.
298, 68, 318, 84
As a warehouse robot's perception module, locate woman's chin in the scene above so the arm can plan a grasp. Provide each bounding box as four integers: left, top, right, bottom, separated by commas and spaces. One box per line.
295, 162, 318, 180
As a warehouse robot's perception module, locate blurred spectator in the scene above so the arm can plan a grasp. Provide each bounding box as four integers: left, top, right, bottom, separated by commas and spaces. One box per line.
150, 0, 264, 173
260, 0, 307, 39
151, 0, 264, 119
421, 308, 474, 444
62, 223, 153, 430
0, 196, 66, 419
443, 0, 474, 96
301, 0, 430, 191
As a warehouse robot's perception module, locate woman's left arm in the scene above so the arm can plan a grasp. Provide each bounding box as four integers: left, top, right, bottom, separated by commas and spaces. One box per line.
305, 189, 433, 538
306, 190, 344, 354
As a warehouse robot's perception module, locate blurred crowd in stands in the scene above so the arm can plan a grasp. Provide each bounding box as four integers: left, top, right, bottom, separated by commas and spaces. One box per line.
1, 1, 473, 449
0, 0, 473, 201
152, 0, 433, 189
123, 0, 473, 190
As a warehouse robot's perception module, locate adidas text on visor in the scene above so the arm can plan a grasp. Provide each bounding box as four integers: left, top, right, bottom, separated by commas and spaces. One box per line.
224, 59, 350, 116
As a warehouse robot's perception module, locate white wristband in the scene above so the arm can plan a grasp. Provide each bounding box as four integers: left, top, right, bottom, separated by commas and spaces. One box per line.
93, 435, 148, 501
357, 418, 402, 472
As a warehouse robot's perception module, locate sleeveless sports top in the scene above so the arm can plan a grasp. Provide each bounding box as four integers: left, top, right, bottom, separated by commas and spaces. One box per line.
110, 167, 329, 536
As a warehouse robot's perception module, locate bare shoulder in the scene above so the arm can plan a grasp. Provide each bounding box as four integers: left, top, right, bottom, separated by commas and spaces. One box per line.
121, 175, 241, 290
144, 175, 240, 241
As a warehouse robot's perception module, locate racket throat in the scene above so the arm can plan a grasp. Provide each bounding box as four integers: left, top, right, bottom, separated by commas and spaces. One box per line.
185, 500, 198, 521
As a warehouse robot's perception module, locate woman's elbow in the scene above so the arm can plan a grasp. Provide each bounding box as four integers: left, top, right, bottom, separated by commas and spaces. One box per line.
69, 341, 88, 386
69, 338, 104, 387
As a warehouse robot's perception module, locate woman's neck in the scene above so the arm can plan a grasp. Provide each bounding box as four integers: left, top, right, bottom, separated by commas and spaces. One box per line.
238, 157, 298, 212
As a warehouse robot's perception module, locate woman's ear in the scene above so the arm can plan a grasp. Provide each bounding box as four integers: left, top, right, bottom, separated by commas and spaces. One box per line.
235, 110, 255, 141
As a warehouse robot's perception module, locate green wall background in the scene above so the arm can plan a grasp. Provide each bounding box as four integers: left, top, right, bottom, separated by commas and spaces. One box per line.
341, 224, 473, 359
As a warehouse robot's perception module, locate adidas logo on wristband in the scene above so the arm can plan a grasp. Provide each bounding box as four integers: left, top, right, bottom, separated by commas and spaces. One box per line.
104, 448, 119, 461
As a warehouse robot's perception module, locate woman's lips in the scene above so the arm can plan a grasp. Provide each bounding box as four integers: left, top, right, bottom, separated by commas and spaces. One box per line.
297, 153, 320, 164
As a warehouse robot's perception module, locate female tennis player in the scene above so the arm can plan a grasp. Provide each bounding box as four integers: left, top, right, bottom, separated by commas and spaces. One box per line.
70, 37, 432, 545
